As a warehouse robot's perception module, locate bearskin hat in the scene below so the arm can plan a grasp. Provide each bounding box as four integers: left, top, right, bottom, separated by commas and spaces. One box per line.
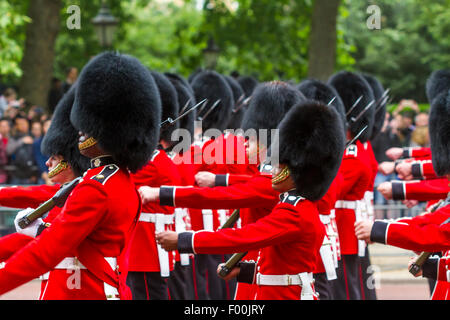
328, 71, 375, 142
428, 89, 450, 176
362, 74, 386, 140
426, 69, 450, 103
296, 79, 347, 132
190, 70, 234, 132
224, 75, 246, 130
277, 100, 345, 201
41, 85, 90, 176
164, 72, 194, 96
237, 75, 258, 98
165, 74, 197, 138
70, 52, 161, 173
241, 81, 305, 147
188, 68, 204, 84
150, 71, 180, 145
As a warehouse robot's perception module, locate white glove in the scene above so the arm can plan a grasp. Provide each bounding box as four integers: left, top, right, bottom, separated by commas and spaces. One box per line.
14, 208, 45, 238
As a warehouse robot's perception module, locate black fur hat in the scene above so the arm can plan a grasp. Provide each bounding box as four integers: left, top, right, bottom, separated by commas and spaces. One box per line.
164, 72, 194, 96
166, 74, 196, 138
241, 81, 305, 147
296, 79, 347, 132
188, 68, 204, 84
426, 69, 450, 103
277, 100, 345, 201
41, 85, 90, 176
70, 52, 161, 173
224, 75, 246, 130
328, 71, 375, 142
150, 71, 180, 145
238, 76, 258, 98
190, 70, 234, 132
362, 74, 386, 140
428, 90, 450, 176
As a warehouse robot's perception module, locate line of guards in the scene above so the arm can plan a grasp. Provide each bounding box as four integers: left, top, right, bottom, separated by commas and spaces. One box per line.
0, 52, 447, 300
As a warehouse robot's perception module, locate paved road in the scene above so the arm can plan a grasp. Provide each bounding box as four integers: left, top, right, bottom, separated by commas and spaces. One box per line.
0, 243, 434, 300
0, 279, 432, 300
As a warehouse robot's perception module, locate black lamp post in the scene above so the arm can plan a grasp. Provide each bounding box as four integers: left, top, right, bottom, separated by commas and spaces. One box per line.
92, 0, 119, 49
203, 36, 220, 70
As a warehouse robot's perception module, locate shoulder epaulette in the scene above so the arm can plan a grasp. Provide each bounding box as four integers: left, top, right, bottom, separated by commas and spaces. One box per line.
280, 192, 305, 206
345, 144, 358, 157
150, 150, 160, 162
260, 163, 273, 174
91, 164, 119, 185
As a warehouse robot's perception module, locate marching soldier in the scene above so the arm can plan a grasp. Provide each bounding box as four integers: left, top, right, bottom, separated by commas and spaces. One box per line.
126, 71, 182, 300
328, 71, 375, 300
163, 73, 198, 300
355, 71, 450, 300
0, 85, 90, 299
0, 51, 161, 299
140, 80, 305, 299
297, 78, 348, 299
155, 100, 345, 300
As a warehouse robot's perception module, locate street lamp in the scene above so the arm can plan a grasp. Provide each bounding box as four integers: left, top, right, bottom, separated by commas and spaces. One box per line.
203, 36, 220, 70
92, 1, 119, 49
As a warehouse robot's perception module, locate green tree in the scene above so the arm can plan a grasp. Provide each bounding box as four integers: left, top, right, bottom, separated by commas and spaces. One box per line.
340, 0, 450, 103
0, 1, 30, 81
53, 0, 130, 80
19, 0, 62, 107
115, 0, 205, 77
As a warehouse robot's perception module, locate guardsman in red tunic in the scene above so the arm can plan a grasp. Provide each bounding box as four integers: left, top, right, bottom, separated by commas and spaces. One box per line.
164, 72, 198, 300
154, 100, 345, 300
186, 70, 236, 299
141, 81, 305, 299
376, 70, 450, 211
0, 85, 90, 299
356, 73, 450, 300
125, 71, 182, 300
297, 78, 349, 299
0, 52, 161, 299
359, 73, 389, 300
328, 71, 375, 300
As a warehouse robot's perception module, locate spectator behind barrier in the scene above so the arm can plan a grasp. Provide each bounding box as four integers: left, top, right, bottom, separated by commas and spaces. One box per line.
6, 115, 38, 184
31, 120, 48, 185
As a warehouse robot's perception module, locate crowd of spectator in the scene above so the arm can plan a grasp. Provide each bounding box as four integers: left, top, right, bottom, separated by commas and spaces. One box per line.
371, 99, 430, 218
0, 67, 77, 186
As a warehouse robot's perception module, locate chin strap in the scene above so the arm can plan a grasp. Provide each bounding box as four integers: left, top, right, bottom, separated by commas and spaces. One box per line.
78, 137, 98, 151
271, 166, 291, 185
48, 160, 69, 179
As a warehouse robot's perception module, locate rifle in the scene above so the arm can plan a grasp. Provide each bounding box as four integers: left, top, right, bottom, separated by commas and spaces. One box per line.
216, 209, 247, 277
349, 100, 375, 123
345, 95, 363, 117
198, 99, 221, 121
160, 98, 207, 128
408, 207, 450, 276
218, 252, 248, 278
219, 209, 240, 229
17, 177, 82, 229
345, 125, 368, 148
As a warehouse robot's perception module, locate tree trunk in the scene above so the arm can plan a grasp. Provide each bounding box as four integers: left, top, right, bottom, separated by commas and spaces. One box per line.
307, 0, 341, 82
19, 0, 62, 109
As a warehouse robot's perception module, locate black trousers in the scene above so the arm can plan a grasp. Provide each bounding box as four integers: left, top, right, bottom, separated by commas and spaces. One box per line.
192, 254, 211, 300
223, 254, 237, 300
193, 254, 234, 300
168, 261, 191, 300
333, 254, 362, 300
313, 272, 335, 300
126, 271, 168, 300
359, 247, 377, 300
